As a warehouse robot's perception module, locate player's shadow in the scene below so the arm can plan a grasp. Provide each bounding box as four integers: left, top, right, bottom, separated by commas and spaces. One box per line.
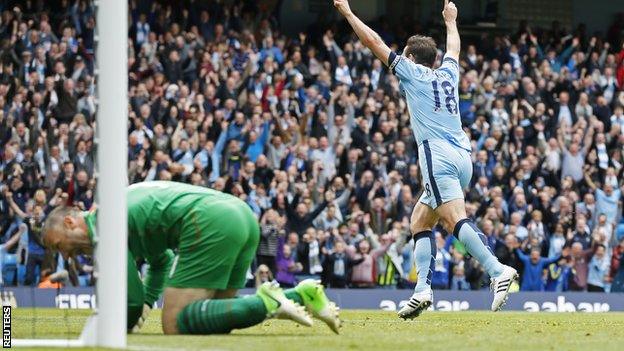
131, 332, 324, 337
229, 333, 324, 337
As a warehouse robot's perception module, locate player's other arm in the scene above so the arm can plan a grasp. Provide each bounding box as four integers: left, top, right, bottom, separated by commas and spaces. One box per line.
143, 249, 175, 306
443, 0, 460, 62
334, 0, 391, 66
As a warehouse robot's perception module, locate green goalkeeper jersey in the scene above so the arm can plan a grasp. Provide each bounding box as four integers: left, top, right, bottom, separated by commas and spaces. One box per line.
84, 181, 238, 305
125, 181, 233, 257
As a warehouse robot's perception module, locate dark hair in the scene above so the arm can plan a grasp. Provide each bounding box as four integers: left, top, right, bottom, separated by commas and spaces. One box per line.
403, 35, 437, 68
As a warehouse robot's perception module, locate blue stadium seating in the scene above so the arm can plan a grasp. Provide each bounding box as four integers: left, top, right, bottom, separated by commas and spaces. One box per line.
78, 275, 90, 287
616, 224, 624, 242
17, 264, 26, 285
2, 255, 40, 286
2, 254, 17, 285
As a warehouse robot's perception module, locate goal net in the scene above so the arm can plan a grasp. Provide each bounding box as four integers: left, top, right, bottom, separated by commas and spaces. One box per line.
6, 0, 127, 348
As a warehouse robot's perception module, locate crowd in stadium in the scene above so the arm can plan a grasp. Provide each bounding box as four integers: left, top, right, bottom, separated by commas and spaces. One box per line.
0, 0, 624, 293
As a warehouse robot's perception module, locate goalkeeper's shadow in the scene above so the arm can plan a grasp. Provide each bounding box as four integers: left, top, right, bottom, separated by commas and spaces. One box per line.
130, 332, 328, 337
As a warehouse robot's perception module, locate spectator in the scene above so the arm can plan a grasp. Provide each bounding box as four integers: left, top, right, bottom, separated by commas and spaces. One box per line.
586, 180, 623, 227
375, 232, 403, 287
1, 3, 623, 293
350, 238, 389, 288
545, 258, 571, 292
516, 247, 566, 291
257, 209, 283, 274
587, 244, 610, 292
285, 190, 332, 236
296, 228, 324, 279
450, 265, 471, 291
322, 241, 363, 288
24, 205, 46, 286
275, 234, 302, 288
569, 216, 592, 249
38, 269, 69, 289
496, 234, 523, 275
568, 242, 595, 291
610, 238, 624, 292
432, 232, 452, 290
254, 264, 274, 288
547, 222, 567, 259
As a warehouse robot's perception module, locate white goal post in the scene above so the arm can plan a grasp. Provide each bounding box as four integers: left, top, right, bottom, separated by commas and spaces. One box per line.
13, 0, 128, 348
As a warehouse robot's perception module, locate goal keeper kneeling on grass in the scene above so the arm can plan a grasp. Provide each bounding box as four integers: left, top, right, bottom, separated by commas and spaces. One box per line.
41, 181, 340, 335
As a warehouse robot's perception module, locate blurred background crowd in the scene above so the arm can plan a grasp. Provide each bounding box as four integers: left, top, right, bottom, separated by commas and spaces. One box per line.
1, 0, 624, 293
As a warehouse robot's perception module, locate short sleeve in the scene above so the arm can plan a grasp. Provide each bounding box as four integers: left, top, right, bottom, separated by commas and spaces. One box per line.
437, 54, 460, 83
388, 52, 425, 82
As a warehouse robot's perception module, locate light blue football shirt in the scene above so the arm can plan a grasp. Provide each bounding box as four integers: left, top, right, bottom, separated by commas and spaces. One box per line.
389, 52, 471, 152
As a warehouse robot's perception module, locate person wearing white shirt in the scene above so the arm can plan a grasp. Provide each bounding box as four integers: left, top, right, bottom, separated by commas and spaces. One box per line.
310, 137, 336, 180
334, 56, 352, 86
599, 67, 617, 104
556, 92, 573, 127
370, 59, 383, 90
610, 106, 624, 135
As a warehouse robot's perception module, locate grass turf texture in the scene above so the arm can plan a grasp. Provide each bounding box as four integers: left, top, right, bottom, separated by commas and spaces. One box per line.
12, 308, 624, 351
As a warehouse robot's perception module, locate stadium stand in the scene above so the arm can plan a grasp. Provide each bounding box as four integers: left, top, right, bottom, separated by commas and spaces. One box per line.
1, 0, 624, 293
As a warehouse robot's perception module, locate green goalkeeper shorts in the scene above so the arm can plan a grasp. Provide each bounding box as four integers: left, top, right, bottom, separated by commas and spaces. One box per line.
166, 197, 259, 290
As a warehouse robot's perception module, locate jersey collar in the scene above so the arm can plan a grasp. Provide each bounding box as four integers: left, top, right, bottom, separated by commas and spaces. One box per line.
83, 210, 98, 246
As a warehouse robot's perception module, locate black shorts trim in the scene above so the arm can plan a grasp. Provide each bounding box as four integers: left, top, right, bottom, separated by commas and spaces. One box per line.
423, 140, 442, 206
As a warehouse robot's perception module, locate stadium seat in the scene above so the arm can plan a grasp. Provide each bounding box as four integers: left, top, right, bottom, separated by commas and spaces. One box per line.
616, 224, 624, 241
15, 265, 41, 286
78, 275, 90, 287
2, 254, 17, 285
17, 264, 26, 285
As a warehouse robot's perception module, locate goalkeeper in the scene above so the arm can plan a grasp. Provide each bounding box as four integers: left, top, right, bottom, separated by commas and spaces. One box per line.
42, 181, 340, 335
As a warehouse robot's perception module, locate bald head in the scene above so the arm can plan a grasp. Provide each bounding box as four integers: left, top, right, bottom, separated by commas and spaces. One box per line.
43, 206, 78, 238
43, 206, 92, 258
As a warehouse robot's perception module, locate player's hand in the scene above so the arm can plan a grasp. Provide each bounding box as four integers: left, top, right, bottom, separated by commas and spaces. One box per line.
131, 303, 152, 333
333, 0, 352, 16
442, 0, 457, 23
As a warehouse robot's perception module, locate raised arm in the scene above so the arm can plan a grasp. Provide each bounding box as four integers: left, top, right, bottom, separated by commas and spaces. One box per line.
5, 192, 28, 219
515, 248, 529, 264
581, 120, 596, 155
541, 254, 563, 267
443, 0, 460, 61
584, 166, 598, 190
334, 0, 391, 65
305, 192, 332, 223
3, 224, 26, 251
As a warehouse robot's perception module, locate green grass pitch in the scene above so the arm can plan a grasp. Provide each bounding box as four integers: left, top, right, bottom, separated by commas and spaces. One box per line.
11, 308, 624, 350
